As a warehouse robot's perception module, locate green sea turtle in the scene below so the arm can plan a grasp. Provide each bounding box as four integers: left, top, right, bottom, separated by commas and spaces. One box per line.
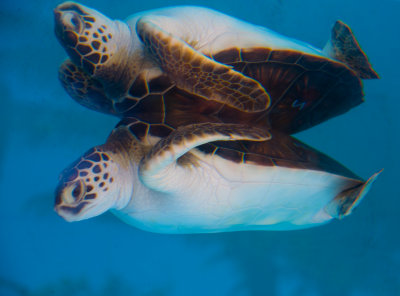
55, 118, 380, 233
54, 2, 378, 134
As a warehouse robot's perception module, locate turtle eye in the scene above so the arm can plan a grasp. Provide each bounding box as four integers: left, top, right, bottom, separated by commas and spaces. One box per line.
63, 180, 86, 204
72, 182, 82, 199
62, 11, 83, 33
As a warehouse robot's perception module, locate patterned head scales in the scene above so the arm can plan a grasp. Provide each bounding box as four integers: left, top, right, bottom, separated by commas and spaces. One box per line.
54, 2, 119, 77
58, 59, 116, 114
55, 147, 120, 221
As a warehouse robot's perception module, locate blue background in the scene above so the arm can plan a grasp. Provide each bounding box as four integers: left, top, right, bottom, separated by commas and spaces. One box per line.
1, 0, 399, 295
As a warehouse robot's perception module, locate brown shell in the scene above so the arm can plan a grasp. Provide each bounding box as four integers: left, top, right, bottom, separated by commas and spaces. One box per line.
112, 48, 364, 134
212, 47, 364, 134
61, 47, 365, 135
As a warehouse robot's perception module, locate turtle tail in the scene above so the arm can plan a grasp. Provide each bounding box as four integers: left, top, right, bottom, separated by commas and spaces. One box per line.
324, 170, 382, 219
323, 20, 379, 79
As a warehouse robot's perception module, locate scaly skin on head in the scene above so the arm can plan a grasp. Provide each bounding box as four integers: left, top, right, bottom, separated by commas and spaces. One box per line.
54, 138, 130, 221
58, 59, 117, 114
54, 1, 135, 98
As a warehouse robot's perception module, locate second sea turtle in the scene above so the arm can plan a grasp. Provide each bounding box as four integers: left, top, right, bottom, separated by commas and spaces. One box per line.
54, 2, 378, 134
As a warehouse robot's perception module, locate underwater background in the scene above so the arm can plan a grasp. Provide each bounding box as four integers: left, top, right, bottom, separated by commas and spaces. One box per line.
1, 0, 399, 295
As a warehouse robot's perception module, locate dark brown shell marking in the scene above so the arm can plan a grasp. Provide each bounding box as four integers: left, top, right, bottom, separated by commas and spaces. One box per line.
213, 47, 364, 134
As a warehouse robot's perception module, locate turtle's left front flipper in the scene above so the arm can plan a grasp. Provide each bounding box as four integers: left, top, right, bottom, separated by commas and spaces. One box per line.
139, 123, 270, 191
136, 17, 271, 113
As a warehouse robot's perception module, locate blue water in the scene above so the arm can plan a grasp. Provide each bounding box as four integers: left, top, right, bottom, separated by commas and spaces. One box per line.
1, 0, 399, 295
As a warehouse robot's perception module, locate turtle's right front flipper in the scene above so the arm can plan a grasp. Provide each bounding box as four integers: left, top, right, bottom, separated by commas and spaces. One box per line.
136, 17, 271, 113
139, 123, 270, 191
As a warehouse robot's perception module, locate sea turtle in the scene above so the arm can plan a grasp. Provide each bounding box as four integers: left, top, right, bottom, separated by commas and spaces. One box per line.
54, 119, 380, 233
54, 2, 378, 134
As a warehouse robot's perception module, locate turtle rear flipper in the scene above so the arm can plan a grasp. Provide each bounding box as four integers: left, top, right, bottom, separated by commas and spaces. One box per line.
325, 170, 382, 219
323, 20, 379, 79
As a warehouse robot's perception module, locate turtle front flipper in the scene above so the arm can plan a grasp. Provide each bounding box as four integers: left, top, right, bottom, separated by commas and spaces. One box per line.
136, 17, 271, 113
139, 123, 270, 191
59, 59, 116, 115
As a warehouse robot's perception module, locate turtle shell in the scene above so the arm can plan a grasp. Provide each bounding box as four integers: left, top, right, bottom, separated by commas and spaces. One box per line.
60, 44, 365, 135
212, 47, 365, 133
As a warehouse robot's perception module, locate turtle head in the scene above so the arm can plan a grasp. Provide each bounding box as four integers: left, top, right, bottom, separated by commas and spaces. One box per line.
54, 2, 134, 95
58, 59, 116, 115
55, 146, 132, 222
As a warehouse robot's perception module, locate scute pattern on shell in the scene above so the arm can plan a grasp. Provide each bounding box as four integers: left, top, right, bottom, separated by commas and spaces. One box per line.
212, 47, 363, 133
